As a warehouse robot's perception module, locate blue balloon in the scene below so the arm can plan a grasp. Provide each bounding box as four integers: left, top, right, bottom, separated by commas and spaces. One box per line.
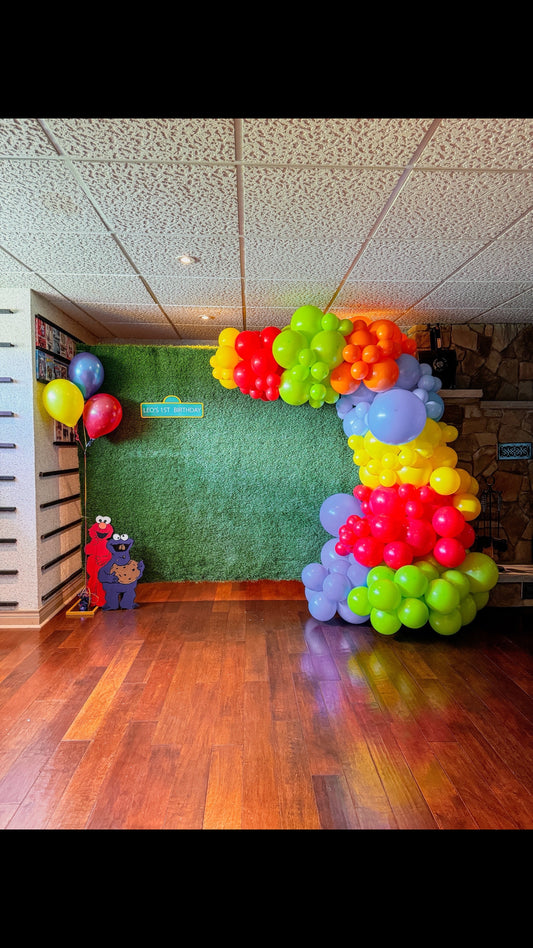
68, 352, 104, 399
367, 387, 427, 445
322, 571, 351, 602
307, 591, 337, 621
319, 492, 362, 536
425, 393, 445, 420
320, 538, 350, 574
301, 562, 328, 591
337, 598, 370, 624
395, 353, 421, 390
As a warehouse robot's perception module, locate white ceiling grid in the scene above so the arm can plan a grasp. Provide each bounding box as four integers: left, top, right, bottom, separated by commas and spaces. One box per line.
0, 117, 532, 342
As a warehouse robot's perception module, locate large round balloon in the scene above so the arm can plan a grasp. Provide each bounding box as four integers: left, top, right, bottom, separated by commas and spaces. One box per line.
319, 492, 362, 536
68, 352, 104, 399
42, 378, 85, 427
367, 388, 427, 444
83, 393, 123, 439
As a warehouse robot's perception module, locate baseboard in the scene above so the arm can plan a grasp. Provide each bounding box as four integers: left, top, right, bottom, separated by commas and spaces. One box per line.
0, 577, 83, 629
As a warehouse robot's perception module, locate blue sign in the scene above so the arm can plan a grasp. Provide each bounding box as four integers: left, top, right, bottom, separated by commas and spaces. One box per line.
140, 395, 204, 419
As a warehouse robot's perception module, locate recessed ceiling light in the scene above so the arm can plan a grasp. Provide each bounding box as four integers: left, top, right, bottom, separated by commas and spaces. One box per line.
178, 254, 200, 265
200, 314, 215, 320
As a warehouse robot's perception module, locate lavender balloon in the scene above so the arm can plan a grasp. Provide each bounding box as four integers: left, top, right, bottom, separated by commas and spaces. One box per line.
68, 352, 104, 399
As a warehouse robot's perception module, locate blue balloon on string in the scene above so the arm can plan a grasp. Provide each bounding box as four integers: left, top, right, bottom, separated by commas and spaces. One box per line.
68, 352, 104, 399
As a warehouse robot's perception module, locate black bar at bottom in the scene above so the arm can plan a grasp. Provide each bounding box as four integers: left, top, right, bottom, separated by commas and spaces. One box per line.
41, 568, 83, 602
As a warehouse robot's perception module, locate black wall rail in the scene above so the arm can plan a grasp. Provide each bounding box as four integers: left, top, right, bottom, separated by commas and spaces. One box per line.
41, 568, 83, 603
41, 518, 83, 541
0, 443, 16, 449
39, 468, 79, 478
0, 602, 18, 607
40, 493, 81, 510
0, 569, 18, 575
0, 476, 15, 481
0, 411, 15, 417
0, 538, 16, 544
41, 544, 81, 572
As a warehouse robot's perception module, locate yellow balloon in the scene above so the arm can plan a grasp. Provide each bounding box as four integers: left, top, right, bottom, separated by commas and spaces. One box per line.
430, 466, 461, 496
42, 379, 84, 427
218, 327, 240, 348
452, 492, 481, 521
216, 345, 240, 370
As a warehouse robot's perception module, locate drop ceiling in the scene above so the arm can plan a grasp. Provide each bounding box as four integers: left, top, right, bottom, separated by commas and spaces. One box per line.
1, 116, 532, 343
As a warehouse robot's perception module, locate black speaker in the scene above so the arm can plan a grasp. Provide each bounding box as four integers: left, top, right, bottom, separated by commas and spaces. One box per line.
418, 349, 457, 389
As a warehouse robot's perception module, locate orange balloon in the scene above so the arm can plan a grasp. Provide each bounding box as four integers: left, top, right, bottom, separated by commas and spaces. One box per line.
401, 337, 418, 355
351, 360, 369, 380
342, 343, 361, 363
362, 344, 381, 364
330, 362, 361, 395
350, 329, 376, 348
363, 358, 400, 391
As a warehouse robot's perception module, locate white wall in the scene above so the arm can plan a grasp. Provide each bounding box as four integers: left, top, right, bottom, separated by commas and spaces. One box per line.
0, 290, 96, 628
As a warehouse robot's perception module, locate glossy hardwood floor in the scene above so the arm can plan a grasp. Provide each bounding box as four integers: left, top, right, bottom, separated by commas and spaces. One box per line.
1, 580, 532, 830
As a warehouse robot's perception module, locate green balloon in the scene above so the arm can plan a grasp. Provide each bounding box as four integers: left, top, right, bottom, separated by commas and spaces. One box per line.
347, 585, 370, 617
415, 560, 440, 583
367, 565, 395, 586
428, 608, 463, 636
397, 597, 429, 629
371, 608, 402, 636
424, 578, 461, 615
338, 318, 355, 336
368, 578, 401, 612
309, 382, 326, 402
441, 569, 471, 600
472, 590, 489, 609
290, 305, 324, 339
278, 372, 311, 406
321, 312, 339, 332
272, 329, 307, 368
310, 360, 329, 381
310, 329, 345, 369
460, 594, 478, 625
458, 552, 499, 593
324, 384, 340, 404
394, 564, 428, 598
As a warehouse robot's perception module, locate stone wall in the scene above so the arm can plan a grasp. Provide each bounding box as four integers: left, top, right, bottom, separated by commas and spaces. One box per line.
412, 323, 533, 565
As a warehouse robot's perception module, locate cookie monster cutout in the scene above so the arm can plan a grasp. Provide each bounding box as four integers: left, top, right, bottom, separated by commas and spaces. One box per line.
84, 515, 114, 607
98, 532, 145, 610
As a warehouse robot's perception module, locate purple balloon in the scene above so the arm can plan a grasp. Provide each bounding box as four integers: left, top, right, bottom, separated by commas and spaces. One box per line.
301, 562, 328, 591
320, 538, 350, 574
68, 352, 104, 399
367, 388, 427, 445
307, 591, 337, 621
319, 492, 363, 536
395, 353, 421, 390
337, 599, 370, 624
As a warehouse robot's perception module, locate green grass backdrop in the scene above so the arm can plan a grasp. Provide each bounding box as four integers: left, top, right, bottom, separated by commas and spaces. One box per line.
79, 345, 360, 582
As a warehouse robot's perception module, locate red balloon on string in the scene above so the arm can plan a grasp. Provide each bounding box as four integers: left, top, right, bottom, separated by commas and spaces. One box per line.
83, 393, 123, 439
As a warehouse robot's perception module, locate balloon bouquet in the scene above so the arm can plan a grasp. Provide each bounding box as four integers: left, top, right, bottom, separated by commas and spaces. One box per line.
41, 352, 123, 610
210, 305, 500, 637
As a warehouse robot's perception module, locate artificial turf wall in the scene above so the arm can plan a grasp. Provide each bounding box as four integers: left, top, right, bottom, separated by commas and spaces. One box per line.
80, 344, 359, 583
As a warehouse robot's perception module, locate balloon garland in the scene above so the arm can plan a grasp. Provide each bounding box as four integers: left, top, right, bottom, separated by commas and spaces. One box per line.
210, 305, 499, 637
41, 352, 123, 608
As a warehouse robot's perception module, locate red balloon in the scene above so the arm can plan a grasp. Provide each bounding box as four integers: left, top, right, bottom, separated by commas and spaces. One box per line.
433, 537, 467, 568
83, 393, 122, 439
383, 540, 413, 569
369, 514, 403, 543
403, 518, 436, 556
259, 326, 281, 349
233, 361, 256, 392
369, 486, 403, 520
353, 536, 384, 567
457, 523, 476, 548
432, 505, 466, 538
235, 330, 261, 360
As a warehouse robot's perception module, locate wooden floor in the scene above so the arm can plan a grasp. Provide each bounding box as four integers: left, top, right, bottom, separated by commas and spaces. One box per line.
1, 580, 533, 830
